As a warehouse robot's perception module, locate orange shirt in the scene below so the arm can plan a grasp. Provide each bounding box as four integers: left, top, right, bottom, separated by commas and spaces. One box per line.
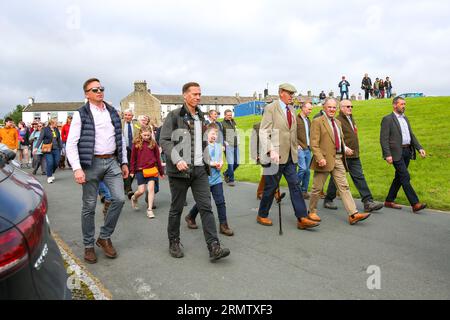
0, 127, 19, 150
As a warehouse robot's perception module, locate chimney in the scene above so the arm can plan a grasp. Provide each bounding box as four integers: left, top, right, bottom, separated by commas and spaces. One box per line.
134, 80, 148, 92
28, 97, 34, 105
235, 92, 240, 98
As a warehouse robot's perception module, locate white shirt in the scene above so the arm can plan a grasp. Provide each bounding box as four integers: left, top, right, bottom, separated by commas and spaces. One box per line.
192, 114, 204, 166
66, 102, 128, 171
394, 112, 411, 145
301, 115, 310, 147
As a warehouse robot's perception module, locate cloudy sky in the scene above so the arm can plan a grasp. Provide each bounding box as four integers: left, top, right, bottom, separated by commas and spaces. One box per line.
1, 0, 450, 116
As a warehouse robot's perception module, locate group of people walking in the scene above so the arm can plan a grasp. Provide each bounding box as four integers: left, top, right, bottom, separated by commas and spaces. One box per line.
18, 77, 425, 266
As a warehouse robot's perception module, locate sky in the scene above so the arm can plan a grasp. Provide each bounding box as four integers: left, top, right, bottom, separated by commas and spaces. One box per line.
1, 0, 450, 117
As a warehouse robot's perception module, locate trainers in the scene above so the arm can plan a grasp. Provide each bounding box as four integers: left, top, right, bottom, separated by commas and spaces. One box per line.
364, 200, 383, 212
47, 177, 53, 184
208, 241, 230, 262
131, 195, 139, 210
323, 201, 338, 210
146, 209, 155, 219
169, 239, 184, 258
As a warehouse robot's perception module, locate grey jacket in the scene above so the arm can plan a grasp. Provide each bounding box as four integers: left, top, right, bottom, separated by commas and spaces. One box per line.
160, 105, 210, 178
380, 112, 423, 162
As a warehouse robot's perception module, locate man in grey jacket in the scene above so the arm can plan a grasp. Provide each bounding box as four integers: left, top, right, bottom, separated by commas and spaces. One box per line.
159, 82, 230, 261
380, 96, 427, 213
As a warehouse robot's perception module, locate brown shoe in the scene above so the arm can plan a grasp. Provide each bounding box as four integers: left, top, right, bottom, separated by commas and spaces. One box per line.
412, 202, 427, 213
84, 248, 97, 264
297, 217, 320, 230
302, 192, 310, 200
256, 194, 262, 200
185, 214, 198, 229
384, 201, 402, 209
96, 238, 117, 258
319, 191, 326, 199
219, 223, 234, 236
256, 216, 273, 226
308, 212, 321, 222
349, 212, 371, 225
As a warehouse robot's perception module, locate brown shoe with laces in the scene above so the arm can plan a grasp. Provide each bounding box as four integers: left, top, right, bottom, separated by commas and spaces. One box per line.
185, 214, 198, 229
84, 248, 97, 264
297, 217, 320, 230
349, 212, 371, 225
220, 223, 234, 236
96, 238, 117, 258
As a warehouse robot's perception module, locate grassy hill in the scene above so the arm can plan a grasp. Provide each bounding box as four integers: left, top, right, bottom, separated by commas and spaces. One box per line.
230, 97, 450, 211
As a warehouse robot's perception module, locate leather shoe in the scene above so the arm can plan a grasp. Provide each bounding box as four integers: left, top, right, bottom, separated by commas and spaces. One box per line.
324, 201, 338, 210
220, 223, 234, 236
256, 216, 273, 226
84, 248, 97, 264
297, 217, 320, 230
384, 201, 402, 209
349, 212, 371, 225
185, 214, 198, 229
96, 238, 117, 258
412, 202, 427, 213
364, 201, 383, 212
319, 191, 326, 199
308, 212, 321, 222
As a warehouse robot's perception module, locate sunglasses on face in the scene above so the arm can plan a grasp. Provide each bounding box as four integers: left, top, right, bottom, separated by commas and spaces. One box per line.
86, 86, 105, 93
345, 105, 353, 108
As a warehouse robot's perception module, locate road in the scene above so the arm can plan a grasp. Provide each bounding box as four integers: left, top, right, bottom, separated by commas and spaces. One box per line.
39, 168, 450, 300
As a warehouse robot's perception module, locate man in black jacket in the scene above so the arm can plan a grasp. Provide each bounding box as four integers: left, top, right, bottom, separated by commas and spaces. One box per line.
159, 82, 230, 261
361, 73, 372, 100
380, 97, 427, 213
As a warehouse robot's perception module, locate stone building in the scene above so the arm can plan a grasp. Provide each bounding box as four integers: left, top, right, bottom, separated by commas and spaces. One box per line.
120, 81, 162, 126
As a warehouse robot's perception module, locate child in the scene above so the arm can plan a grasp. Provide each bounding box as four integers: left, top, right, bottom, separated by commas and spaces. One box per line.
130, 126, 164, 218
185, 123, 234, 236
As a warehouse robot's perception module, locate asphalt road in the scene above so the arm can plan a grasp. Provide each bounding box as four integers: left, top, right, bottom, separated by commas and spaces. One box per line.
38, 168, 450, 300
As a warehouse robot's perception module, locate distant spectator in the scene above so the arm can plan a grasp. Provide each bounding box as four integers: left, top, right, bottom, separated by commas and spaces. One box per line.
338, 76, 350, 100
319, 91, 327, 104
30, 122, 46, 175
222, 109, 240, 186
35, 118, 63, 184
385, 77, 393, 98
361, 73, 372, 100
17, 121, 31, 168
379, 79, 385, 98
374, 78, 380, 98
61, 115, 73, 168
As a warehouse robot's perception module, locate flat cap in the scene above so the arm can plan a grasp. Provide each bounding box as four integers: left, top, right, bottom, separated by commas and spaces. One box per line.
279, 83, 297, 94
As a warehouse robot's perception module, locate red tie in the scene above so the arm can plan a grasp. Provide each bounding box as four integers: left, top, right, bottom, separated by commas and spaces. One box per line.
286, 106, 292, 129
330, 118, 340, 151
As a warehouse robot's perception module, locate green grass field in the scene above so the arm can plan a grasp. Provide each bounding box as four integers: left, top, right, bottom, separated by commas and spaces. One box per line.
230, 97, 450, 211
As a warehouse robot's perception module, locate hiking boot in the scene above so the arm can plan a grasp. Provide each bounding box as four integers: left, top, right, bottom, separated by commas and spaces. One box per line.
219, 223, 234, 236
208, 241, 230, 262
364, 200, 383, 212
324, 200, 338, 210
169, 239, 184, 258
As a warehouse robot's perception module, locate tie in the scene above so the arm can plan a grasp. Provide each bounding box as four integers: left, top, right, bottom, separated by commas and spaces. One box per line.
330, 118, 340, 151
127, 122, 133, 148
286, 106, 292, 129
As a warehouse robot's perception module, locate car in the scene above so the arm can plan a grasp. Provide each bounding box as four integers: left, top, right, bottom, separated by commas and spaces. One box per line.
397, 93, 425, 98
0, 144, 71, 299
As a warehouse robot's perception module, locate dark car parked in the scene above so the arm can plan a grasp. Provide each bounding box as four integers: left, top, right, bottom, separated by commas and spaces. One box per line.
0, 144, 70, 299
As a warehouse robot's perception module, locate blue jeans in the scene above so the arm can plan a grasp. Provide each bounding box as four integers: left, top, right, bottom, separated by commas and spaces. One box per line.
45, 149, 61, 178
340, 91, 349, 100
258, 157, 307, 219
190, 182, 227, 224
81, 157, 125, 247
98, 181, 112, 201
386, 88, 392, 98
297, 148, 312, 193
224, 146, 239, 182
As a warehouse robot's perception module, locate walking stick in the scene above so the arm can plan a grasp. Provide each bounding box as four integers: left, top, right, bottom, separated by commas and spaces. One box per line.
276, 176, 283, 236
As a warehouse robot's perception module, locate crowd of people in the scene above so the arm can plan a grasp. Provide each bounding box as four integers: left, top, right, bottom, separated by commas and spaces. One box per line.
0, 76, 427, 265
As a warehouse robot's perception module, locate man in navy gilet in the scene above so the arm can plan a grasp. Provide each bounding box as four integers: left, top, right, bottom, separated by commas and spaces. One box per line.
66, 78, 129, 264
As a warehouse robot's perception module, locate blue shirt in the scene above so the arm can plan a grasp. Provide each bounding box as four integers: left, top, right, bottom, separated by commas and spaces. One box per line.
208, 142, 223, 186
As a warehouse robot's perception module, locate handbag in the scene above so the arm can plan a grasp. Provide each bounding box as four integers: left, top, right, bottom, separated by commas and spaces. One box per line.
41, 142, 52, 153
142, 167, 159, 178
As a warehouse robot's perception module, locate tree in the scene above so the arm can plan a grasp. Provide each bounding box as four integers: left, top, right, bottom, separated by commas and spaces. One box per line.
3, 105, 25, 124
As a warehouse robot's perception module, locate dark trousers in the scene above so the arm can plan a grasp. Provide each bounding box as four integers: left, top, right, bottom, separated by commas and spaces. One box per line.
123, 147, 133, 194
365, 89, 371, 100
258, 157, 307, 219
190, 182, 227, 224
340, 91, 349, 100
168, 167, 218, 245
386, 148, 419, 205
224, 146, 239, 182
45, 149, 61, 178
325, 157, 373, 203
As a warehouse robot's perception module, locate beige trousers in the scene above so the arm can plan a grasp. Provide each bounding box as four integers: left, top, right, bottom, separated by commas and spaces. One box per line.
309, 155, 357, 215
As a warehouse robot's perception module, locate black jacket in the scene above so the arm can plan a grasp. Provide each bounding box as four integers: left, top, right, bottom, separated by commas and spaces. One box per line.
380, 113, 422, 161
160, 105, 210, 178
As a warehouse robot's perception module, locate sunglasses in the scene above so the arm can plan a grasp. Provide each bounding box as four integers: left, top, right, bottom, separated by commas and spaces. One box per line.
86, 86, 105, 93
345, 105, 353, 108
